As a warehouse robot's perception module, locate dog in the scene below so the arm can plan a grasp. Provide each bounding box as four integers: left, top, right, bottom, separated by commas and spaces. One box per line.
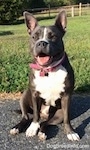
10, 10, 80, 141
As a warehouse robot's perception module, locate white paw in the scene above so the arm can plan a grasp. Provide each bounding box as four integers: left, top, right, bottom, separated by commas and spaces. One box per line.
10, 128, 19, 135
38, 131, 47, 141
67, 132, 80, 141
26, 122, 40, 137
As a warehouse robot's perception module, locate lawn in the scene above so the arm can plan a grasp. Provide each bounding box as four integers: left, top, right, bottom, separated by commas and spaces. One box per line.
0, 15, 90, 93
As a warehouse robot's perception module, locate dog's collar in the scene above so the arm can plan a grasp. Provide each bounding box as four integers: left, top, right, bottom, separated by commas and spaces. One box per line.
29, 53, 65, 76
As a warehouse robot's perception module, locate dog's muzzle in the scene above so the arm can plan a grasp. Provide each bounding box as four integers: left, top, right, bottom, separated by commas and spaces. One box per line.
34, 39, 52, 66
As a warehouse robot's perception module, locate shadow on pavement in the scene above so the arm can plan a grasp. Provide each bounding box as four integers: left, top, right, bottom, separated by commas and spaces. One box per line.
70, 95, 90, 138
45, 125, 59, 140
76, 117, 90, 139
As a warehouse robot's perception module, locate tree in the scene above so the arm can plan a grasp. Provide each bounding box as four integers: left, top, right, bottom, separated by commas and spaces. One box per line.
0, 0, 24, 24
44, 0, 74, 7
75, 0, 90, 3
28, 0, 46, 8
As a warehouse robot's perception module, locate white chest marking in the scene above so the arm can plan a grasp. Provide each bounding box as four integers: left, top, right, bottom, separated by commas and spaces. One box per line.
34, 65, 67, 106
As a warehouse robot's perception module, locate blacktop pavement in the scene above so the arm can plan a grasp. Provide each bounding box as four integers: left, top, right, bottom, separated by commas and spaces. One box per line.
0, 94, 90, 150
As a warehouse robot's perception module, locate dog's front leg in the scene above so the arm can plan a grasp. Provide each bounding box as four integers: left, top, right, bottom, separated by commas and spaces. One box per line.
61, 94, 80, 141
26, 92, 41, 137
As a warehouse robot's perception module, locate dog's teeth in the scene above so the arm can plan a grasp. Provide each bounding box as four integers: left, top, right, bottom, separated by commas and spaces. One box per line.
26, 122, 40, 137
10, 128, 19, 135
67, 133, 80, 141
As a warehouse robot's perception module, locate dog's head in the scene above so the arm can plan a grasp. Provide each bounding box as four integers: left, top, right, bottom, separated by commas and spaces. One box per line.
24, 11, 67, 67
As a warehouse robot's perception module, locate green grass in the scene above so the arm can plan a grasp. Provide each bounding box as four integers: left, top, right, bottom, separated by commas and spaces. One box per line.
0, 15, 90, 93
65, 16, 90, 92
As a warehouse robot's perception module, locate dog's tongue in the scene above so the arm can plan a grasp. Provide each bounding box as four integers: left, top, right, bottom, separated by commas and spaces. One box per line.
37, 56, 50, 65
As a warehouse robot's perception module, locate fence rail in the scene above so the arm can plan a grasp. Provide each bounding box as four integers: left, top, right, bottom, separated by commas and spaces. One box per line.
27, 3, 90, 18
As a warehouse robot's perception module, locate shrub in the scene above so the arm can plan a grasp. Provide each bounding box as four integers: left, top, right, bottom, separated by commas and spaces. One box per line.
0, 0, 23, 24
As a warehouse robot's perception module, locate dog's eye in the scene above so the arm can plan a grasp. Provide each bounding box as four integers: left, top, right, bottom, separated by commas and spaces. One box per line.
48, 32, 57, 41
32, 33, 39, 41
32, 35, 35, 39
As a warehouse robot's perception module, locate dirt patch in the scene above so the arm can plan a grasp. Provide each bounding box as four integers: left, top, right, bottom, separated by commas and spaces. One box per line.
0, 92, 22, 100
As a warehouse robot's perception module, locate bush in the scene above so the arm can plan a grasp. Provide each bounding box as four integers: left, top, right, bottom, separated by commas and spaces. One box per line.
44, 0, 74, 7
0, 49, 30, 92
0, 32, 31, 92
0, 0, 24, 24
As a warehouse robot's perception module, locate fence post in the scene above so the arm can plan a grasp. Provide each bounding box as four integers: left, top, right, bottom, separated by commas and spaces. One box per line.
79, 3, 82, 16
48, 4, 50, 18
87, 3, 89, 15
71, 6, 74, 17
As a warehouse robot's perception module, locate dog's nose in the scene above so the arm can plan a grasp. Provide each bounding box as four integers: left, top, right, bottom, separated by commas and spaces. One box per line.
37, 41, 48, 48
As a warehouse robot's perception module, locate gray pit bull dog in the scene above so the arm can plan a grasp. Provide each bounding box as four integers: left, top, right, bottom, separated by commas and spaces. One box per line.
10, 11, 80, 141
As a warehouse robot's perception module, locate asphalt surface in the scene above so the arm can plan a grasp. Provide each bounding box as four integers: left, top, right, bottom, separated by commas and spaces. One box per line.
0, 95, 90, 150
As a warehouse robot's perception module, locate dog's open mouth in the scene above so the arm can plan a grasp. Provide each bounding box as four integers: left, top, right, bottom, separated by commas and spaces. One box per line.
36, 53, 51, 66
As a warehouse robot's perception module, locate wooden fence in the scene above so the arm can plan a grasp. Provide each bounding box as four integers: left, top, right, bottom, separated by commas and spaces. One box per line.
28, 3, 90, 18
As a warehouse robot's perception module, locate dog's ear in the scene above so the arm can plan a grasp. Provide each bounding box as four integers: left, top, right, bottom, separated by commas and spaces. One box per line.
55, 10, 67, 35
23, 11, 38, 34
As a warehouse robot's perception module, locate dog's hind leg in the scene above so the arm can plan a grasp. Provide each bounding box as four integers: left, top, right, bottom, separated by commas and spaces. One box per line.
38, 106, 62, 140
10, 89, 33, 135
48, 109, 63, 125
10, 117, 32, 135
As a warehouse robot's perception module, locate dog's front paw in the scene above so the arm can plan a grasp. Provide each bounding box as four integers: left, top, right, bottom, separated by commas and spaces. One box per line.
38, 131, 47, 141
67, 132, 80, 141
10, 128, 19, 135
26, 122, 40, 137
